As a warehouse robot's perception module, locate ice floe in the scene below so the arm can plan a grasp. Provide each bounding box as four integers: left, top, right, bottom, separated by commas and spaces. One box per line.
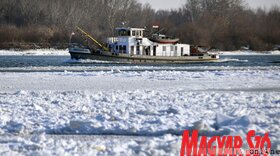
0, 69, 279, 155
0, 49, 69, 56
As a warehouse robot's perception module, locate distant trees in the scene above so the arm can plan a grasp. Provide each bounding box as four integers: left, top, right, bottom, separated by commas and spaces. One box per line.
170, 0, 280, 50
0, 0, 279, 50
175, 0, 246, 49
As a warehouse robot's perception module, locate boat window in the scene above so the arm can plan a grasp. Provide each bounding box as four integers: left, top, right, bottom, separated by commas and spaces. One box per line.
119, 45, 122, 53
175, 46, 178, 56
118, 30, 130, 36
170, 46, 174, 51
136, 31, 139, 36
132, 31, 136, 36
163, 46, 166, 52
131, 46, 134, 54
153, 46, 156, 56
123, 46, 126, 53
181, 47, 184, 56
136, 46, 140, 55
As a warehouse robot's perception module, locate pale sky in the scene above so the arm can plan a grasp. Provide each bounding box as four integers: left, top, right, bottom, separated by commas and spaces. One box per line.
138, 0, 280, 10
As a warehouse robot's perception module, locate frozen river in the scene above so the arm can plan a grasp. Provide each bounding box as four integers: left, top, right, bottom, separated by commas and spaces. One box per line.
0, 50, 279, 155
0, 54, 280, 72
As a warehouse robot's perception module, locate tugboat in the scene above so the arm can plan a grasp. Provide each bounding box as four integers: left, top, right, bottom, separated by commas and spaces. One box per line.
69, 26, 219, 63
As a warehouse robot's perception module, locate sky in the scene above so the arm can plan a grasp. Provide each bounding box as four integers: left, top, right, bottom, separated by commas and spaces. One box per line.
138, 0, 280, 10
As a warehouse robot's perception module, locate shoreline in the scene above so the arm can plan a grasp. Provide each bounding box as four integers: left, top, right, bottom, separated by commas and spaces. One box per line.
0, 49, 280, 56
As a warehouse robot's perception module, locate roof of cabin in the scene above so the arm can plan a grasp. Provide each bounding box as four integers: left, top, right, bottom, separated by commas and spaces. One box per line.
115, 27, 145, 31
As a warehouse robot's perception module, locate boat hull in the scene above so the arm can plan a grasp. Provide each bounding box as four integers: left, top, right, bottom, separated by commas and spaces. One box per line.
69, 49, 219, 64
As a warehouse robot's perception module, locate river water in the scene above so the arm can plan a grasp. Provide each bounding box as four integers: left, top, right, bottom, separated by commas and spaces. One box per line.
0, 55, 279, 72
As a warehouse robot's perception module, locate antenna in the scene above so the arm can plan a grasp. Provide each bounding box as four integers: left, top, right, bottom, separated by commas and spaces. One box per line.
121, 21, 127, 27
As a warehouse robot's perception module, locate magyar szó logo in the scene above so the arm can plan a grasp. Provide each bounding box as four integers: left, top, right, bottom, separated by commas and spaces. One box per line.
180, 130, 275, 156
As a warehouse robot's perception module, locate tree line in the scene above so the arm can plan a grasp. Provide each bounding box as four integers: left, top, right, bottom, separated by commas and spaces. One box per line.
0, 0, 279, 50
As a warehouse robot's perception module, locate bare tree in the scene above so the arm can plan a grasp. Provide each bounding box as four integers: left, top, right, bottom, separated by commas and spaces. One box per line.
0, 0, 279, 50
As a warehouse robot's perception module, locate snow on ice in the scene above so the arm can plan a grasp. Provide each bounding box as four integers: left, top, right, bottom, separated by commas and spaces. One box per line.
0, 69, 279, 155
0, 49, 69, 56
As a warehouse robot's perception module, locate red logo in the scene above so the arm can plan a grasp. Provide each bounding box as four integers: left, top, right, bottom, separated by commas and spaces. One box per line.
180, 130, 271, 156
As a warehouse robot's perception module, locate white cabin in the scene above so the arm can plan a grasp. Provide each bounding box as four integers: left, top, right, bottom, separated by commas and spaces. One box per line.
107, 27, 190, 57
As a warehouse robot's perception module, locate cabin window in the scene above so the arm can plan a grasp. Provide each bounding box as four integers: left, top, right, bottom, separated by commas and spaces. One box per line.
145, 46, 150, 55
119, 30, 124, 36
170, 46, 174, 51
136, 46, 140, 55
123, 46, 127, 53
153, 46, 156, 56
118, 30, 130, 36
119, 45, 122, 53
132, 31, 136, 36
131, 46, 134, 55
163, 46, 166, 52
181, 47, 184, 56
175, 46, 178, 56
